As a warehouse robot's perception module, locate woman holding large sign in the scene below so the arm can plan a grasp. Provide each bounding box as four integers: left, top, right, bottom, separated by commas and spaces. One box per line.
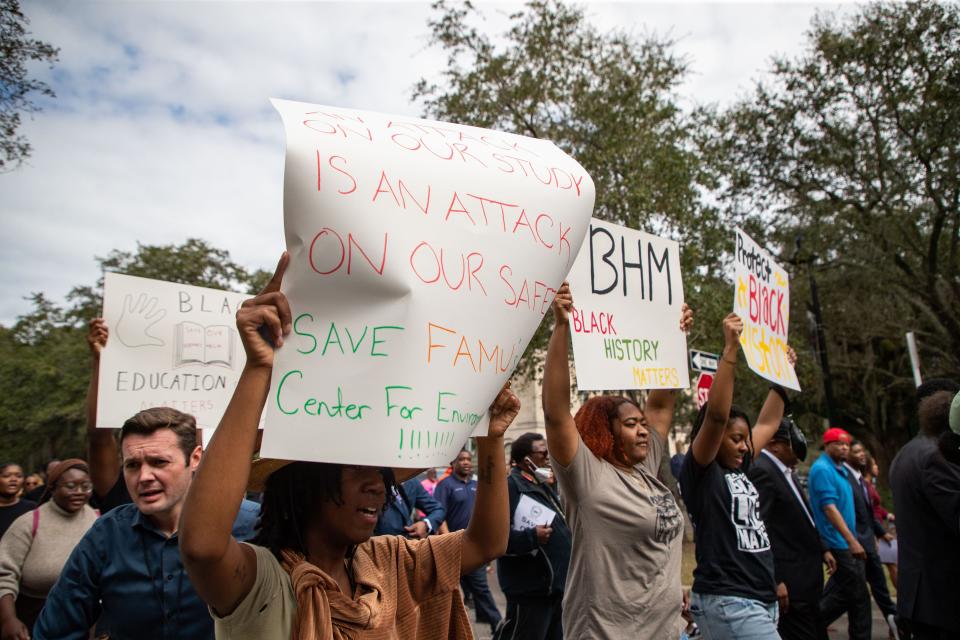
542, 282, 690, 639
678, 313, 793, 640
180, 253, 519, 639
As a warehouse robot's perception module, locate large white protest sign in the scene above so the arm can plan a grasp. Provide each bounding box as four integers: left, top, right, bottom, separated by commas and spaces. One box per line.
261, 99, 595, 467
98, 272, 249, 430
732, 228, 800, 390
567, 219, 689, 390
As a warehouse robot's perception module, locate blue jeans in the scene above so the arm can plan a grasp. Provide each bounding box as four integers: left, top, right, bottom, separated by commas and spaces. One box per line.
689, 592, 781, 640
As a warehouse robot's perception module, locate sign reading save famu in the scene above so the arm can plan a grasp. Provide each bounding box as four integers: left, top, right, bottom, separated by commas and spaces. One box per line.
262, 99, 596, 467
732, 228, 800, 391
566, 219, 690, 391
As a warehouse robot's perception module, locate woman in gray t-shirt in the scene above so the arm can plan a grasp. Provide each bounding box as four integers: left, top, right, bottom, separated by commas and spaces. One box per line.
541, 282, 690, 640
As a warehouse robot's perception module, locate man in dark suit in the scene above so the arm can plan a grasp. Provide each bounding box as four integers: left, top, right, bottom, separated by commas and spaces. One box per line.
749, 418, 836, 640
890, 381, 960, 640
846, 441, 899, 638
374, 474, 446, 538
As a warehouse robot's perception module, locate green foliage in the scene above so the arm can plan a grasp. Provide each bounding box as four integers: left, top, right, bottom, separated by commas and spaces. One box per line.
719, 1, 960, 471
65, 238, 266, 325
0, 239, 266, 469
0, 323, 88, 468
417, 0, 960, 468
0, 0, 58, 171
416, 0, 734, 394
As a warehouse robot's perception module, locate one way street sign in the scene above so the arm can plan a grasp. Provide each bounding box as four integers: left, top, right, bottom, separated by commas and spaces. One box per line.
689, 349, 720, 373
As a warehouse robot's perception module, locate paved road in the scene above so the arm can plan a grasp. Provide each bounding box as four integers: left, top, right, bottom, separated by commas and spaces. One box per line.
465, 565, 896, 639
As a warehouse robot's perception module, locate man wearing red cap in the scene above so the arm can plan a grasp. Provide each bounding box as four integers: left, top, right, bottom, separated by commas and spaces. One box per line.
808, 427, 871, 640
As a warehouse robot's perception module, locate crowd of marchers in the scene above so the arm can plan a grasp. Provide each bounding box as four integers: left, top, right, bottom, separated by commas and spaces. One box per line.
0, 259, 957, 640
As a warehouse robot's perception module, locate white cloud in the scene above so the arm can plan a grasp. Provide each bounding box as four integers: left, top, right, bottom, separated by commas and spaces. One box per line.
1, 0, 846, 324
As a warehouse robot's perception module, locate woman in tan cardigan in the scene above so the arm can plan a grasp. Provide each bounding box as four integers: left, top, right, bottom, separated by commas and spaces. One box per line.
180, 254, 516, 639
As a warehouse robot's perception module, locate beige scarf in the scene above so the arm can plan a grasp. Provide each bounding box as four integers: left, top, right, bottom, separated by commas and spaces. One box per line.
280, 534, 474, 640
281, 550, 381, 640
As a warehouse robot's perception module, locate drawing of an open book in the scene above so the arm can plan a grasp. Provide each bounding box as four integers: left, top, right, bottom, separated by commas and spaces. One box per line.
174, 322, 236, 368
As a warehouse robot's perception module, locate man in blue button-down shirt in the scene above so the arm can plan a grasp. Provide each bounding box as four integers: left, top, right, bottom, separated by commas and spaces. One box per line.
34, 319, 258, 640
808, 427, 871, 640
34, 406, 257, 640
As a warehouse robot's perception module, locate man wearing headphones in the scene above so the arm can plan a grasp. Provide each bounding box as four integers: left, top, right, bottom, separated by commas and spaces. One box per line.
749, 417, 836, 640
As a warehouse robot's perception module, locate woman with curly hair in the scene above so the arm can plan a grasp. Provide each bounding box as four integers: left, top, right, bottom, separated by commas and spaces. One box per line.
542, 282, 691, 639
180, 254, 520, 639
678, 313, 794, 640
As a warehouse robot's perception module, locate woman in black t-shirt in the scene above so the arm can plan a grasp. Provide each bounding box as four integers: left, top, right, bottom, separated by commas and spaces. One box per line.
678, 313, 794, 640
0, 464, 35, 539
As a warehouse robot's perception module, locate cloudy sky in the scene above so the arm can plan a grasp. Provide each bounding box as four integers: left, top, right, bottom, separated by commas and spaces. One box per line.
1, 0, 851, 325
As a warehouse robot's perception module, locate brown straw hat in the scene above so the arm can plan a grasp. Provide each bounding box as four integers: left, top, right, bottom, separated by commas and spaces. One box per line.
247, 457, 425, 492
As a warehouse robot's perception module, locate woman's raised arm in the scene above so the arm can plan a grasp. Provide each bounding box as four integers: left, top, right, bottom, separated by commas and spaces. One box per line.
460, 386, 519, 573
690, 313, 742, 466
541, 282, 579, 466
179, 253, 291, 616
752, 347, 797, 452
645, 303, 695, 444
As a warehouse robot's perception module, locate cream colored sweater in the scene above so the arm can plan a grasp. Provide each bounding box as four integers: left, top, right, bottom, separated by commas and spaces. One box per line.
0, 501, 98, 599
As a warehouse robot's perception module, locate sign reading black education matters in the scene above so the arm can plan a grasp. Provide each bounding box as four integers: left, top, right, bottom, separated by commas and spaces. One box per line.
98, 273, 249, 430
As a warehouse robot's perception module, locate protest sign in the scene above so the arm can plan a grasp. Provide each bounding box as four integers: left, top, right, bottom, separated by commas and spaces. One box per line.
262, 99, 595, 467
566, 219, 689, 390
732, 228, 800, 390
98, 272, 249, 430
513, 494, 556, 531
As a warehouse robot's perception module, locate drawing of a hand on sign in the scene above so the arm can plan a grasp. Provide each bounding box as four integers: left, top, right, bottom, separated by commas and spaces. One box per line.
116, 293, 167, 348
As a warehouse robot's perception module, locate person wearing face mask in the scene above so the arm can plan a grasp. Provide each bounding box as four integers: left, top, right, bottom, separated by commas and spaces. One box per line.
493, 433, 570, 640
678, 313, 796, 640
542, 282, 692, 639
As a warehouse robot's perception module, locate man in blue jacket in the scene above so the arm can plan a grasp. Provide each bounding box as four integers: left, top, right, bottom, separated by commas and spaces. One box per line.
374, 475, 446, 538
495, 433, 571, 640
435, 448, 502, 634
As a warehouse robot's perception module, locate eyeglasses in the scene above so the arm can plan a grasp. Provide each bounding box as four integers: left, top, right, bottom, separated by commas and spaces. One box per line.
60, 482, 93, 493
